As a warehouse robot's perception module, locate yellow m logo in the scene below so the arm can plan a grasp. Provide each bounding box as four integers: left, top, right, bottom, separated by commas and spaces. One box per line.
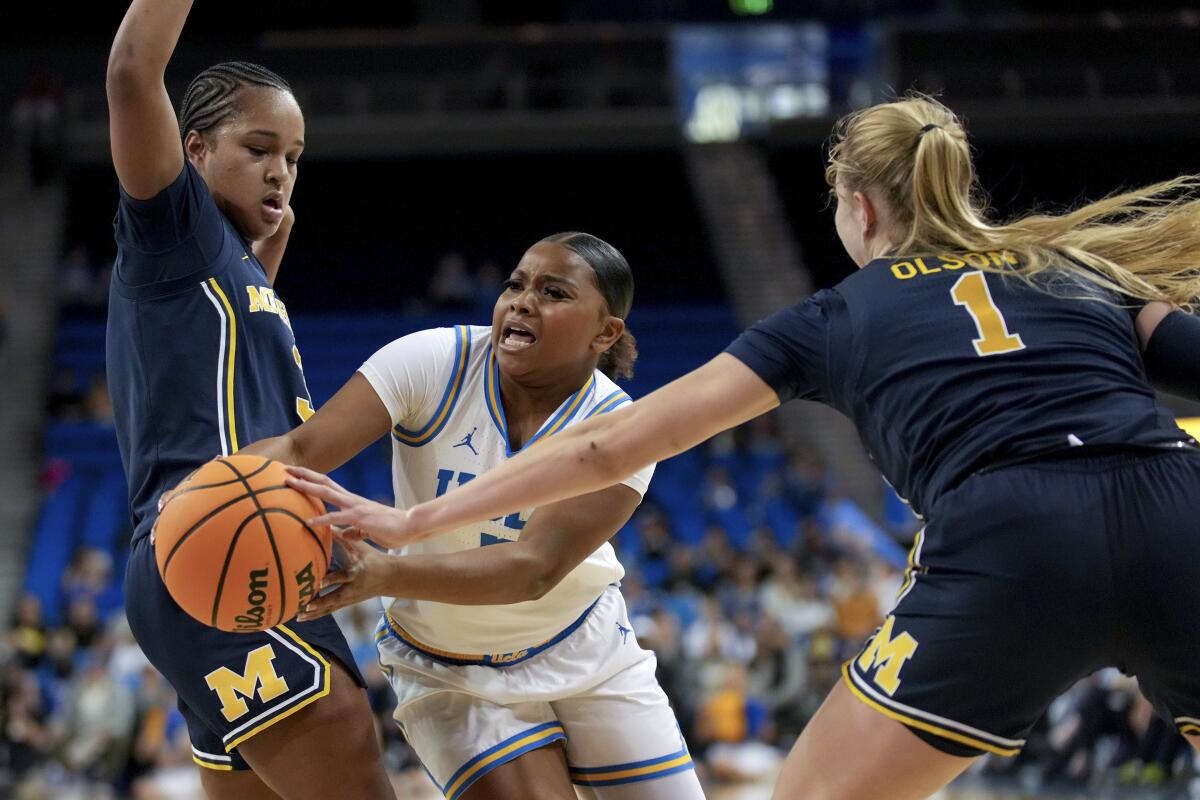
205, 645, 290, 722
856, 615, 919, 696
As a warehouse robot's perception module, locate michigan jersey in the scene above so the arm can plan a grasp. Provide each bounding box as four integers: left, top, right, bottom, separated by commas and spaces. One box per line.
727, 251, 1191, 518
107, 161, 314, 543
359, 325, 653, 656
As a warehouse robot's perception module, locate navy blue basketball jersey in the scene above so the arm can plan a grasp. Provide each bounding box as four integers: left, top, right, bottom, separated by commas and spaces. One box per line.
727, 252, 1191, 517
107, 161, 313, 543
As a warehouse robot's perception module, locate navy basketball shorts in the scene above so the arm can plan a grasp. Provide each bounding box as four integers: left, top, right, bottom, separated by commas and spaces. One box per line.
846, 448, 1200, 758
125, 533, 365, 771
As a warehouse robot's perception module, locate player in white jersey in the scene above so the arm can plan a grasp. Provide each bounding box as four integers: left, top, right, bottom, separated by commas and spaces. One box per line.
244, 233, 704, 800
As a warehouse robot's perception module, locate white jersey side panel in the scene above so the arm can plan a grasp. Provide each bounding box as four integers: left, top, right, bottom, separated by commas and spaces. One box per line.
358, 325, 653, 655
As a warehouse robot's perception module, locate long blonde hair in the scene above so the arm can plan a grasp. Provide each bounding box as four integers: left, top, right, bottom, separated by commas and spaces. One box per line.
825, 93, 1200, 311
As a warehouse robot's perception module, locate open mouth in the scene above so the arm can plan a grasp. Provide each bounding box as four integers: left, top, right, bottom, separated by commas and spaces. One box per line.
501, 325, 537, 350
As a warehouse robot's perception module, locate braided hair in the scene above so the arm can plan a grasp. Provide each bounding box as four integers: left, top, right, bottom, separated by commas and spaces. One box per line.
540, 232, 638, 381
178, 61, 293, 139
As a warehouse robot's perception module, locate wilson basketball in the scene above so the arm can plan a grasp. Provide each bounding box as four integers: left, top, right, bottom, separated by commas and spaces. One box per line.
153, 454, 331, 633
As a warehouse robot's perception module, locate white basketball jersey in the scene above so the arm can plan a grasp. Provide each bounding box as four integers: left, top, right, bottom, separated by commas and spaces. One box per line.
359, 325, 653, 655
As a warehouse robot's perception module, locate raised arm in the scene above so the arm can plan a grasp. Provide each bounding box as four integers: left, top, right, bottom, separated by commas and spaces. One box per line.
106, 0, 193, 199
290, 353, 780, 547
252, 205, 294, 285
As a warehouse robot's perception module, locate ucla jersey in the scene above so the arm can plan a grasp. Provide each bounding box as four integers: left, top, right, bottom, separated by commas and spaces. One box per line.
107, 162, 313, 543
359, 325, 652, 655
727, 252, 1191, 518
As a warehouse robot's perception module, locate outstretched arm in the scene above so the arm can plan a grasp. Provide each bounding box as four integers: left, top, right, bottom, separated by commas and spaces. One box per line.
1138, 302, 1200, 401
296, 483, 641, 618
241, 373, 392, 471
289, 353, 780, 547
106, 0, 192, 199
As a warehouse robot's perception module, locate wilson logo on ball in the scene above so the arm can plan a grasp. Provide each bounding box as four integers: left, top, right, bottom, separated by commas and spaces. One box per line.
234, 568, 271, 632
154, 455, 332, 632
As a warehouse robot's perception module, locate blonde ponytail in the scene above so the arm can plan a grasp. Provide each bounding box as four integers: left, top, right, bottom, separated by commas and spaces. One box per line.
826, 93, 1200, 310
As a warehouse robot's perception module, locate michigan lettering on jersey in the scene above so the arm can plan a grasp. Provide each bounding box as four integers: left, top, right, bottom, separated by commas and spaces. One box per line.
245, 285, 292, 329
205, 644, 290, 722
856, 615, 919, 696
889, 251, 1019, 281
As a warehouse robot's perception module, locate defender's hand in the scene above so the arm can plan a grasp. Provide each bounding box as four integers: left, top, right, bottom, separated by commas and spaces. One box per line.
285, 466, 422, 548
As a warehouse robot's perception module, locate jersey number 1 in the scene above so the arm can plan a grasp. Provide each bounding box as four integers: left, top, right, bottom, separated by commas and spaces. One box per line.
950, 272, 1025, 357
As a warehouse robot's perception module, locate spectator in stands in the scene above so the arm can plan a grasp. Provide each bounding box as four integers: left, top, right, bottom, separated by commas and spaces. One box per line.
61, 548, 113, 603
57, 653, 135, 785
63, 598, 101, 653
83, 374, 113, 425
693, 524, 737, 590
119, 666, 179, 791
718, 557, 762, 620
759, 558, 833, 640
829, 557, 882, 653
58, 246, 106, 310
748, 616, 807, 738
9, 76, 63, 189
697, 663, 782, 784
46, 370, 86, 421
426, 251, 475, 310
1118, 696, 1191, 787
9, 595, 46, 670
1041, 670, 1139, 786
1, 664, 50, 781
39, 626, 78, 690
473, 259, 504, 317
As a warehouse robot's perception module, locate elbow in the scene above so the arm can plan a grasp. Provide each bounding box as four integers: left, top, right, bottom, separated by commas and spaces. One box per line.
514, 552, 564, 603
106, 44, 161, 100
105, 57, 146, 101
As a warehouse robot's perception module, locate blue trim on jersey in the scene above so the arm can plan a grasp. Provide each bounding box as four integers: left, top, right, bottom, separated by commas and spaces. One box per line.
569, 745, 694, 787
584, 388, 631, 419
443, 722, 567, 800
484, 347, 596, 457
379, 593, 601, 668
393, 326, 471, 447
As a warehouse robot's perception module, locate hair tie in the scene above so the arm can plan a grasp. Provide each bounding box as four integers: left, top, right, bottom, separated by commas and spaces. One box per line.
918, 123, 942, 139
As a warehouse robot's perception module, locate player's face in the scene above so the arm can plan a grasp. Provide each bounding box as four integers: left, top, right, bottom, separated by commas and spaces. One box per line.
189, 88, 304, 242
834, 180, 871, 268
492, 242, 614, 381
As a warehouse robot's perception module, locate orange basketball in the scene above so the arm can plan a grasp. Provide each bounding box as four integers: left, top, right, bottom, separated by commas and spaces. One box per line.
153, 454, 331, 633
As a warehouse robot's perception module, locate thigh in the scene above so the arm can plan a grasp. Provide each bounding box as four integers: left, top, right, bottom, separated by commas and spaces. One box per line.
553, 655, 703, 800
395, 687, 566, 800
1118, 452, 1200, 743
773, 680, 975, 800
234, 658, 394, 800
199, 767, 283, 800
460, 741, 576, 800
126, 533, 392, 798
846, 466, 1117, 760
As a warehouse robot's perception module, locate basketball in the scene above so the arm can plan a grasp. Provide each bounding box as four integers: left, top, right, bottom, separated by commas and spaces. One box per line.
153, 454, 331, 633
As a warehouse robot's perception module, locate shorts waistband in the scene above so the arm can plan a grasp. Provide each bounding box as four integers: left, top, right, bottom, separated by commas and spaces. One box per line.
983, 442, 1200, 474
375, 594, 603, 668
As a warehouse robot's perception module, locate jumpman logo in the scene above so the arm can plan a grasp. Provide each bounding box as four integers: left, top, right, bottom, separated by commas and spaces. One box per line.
453, 427, 479, 456
615, 622, 632, 645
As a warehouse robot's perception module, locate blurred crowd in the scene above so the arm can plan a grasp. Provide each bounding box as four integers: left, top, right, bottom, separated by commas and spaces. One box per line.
7, 410, 1199, 798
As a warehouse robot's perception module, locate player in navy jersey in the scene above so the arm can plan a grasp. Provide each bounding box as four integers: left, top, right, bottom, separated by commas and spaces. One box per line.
105, 2, 394, 798
285, 94, 1200, 799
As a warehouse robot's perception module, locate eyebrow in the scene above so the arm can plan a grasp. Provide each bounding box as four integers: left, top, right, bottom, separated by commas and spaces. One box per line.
246, 129, 306, 148
512, 269, 579, 288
